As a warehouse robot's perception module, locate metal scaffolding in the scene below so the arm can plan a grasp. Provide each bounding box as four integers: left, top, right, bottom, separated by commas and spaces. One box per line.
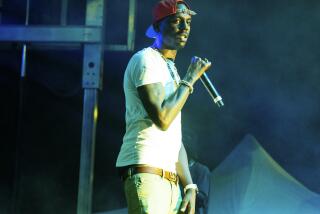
0, 0, 136, 213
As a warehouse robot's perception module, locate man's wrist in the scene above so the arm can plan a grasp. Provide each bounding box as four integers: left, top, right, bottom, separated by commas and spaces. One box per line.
184, 183, 199, 194
179, 80, 194, 94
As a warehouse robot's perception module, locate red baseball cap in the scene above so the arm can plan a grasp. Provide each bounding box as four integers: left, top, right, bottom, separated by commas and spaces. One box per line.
146, 0, 197, 38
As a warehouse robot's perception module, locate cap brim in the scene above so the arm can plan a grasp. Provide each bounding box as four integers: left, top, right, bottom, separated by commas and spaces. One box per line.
145, 25, 157, 38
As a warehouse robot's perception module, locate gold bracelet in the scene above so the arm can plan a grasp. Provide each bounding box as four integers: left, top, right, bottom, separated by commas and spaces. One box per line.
179, 80, 194, 94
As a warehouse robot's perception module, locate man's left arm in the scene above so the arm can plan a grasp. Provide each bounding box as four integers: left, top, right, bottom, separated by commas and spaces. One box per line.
176, 143, 197, 214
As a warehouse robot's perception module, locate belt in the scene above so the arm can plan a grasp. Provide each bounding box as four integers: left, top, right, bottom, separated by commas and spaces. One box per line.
121, 166, 179, 184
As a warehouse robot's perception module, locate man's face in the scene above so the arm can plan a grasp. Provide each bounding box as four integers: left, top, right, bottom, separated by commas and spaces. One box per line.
157, 3, 192, 50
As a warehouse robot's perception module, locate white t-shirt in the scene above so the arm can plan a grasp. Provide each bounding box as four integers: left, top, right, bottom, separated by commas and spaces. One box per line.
116, 47, 182, 172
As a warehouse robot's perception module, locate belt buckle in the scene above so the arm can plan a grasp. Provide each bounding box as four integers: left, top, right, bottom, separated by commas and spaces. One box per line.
168, 172, 176, 182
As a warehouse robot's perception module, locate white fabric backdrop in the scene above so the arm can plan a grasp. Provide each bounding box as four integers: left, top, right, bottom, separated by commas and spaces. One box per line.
207, 134, 320, 214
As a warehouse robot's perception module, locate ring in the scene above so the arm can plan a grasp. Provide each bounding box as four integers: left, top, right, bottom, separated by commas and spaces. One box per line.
204, 58, 211, 65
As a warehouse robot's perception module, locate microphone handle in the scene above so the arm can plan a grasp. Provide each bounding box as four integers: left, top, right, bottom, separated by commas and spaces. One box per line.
200, 73, 224, 107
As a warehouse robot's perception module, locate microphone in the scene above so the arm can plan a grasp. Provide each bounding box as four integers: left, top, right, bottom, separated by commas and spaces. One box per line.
199, 73, 224, 107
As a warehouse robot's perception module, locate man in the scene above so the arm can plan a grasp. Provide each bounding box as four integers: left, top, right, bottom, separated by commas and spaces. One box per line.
188, 159, 211, 214
183, 129, 211, 214
116, 0, 212, 213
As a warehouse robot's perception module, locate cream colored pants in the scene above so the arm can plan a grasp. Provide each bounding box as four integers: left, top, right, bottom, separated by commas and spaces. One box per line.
124, 173, 182, 214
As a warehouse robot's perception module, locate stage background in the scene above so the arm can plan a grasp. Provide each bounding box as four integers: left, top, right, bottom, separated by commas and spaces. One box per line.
0, 0, 319, 213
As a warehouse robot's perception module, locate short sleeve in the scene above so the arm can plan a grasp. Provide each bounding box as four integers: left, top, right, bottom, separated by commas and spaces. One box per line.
131, 50, 165, 87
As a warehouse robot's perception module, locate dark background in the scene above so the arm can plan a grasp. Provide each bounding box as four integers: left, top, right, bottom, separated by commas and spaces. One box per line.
0, 0, 319, 213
